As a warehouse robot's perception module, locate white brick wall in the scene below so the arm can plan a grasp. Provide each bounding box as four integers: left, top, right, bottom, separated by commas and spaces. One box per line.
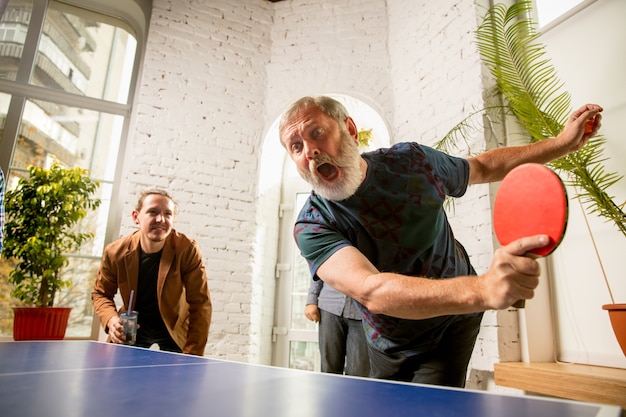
119, 0, 519, 386
123, 0, 274, 362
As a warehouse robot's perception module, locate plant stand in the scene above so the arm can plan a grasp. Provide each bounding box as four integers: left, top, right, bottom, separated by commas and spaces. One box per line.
12, 307, 72, 341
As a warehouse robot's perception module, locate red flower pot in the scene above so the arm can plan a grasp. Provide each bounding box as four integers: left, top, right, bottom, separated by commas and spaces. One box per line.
12, 307, 72, 341
602, 304, 626, 356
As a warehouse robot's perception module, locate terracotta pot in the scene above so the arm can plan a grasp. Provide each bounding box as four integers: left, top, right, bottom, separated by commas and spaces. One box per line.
602, 303, 626, 356
12, 307, 72, 341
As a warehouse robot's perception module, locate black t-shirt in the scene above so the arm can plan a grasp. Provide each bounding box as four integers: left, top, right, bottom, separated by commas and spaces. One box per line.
294, 142, 480, 355
134, 248, 168, 334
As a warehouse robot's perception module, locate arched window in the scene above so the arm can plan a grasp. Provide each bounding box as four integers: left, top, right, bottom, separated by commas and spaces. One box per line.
258, 94, 391, 369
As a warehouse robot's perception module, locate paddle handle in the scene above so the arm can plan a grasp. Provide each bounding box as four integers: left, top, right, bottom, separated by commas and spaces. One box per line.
513, 299, 525, 309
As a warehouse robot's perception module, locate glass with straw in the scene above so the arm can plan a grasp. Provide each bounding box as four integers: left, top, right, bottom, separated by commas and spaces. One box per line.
120, 290, 138, 345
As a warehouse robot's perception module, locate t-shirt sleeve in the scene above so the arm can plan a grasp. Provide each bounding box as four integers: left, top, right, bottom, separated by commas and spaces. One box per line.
294, 201, 352, 280
419, 144, 469, 198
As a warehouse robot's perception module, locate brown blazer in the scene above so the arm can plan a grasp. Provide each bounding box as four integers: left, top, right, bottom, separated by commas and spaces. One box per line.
92, 229, 212, 355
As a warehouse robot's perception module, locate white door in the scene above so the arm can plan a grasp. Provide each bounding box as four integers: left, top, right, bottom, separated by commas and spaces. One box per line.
271, 174, 320, 371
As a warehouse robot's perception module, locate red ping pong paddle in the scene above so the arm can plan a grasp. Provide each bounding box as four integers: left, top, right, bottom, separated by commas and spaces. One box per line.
493, 163, 569, 308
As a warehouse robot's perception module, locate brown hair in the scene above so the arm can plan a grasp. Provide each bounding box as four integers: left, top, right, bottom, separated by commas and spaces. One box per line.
135, 189, 179, 214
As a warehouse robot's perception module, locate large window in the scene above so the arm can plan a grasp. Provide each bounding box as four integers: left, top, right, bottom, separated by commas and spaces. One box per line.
0, 0, 148, 338
534, 0, 590, 28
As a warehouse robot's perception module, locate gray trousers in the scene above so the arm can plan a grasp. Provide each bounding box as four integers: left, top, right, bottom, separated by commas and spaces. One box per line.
318, 309, 370, 377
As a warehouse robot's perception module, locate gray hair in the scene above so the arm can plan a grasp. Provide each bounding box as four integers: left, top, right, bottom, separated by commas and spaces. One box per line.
278, 96, 350, 144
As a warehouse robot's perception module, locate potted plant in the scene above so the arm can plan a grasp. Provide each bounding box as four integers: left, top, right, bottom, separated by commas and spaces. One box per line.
2, 162, 100, 340
437, 1, 625, 354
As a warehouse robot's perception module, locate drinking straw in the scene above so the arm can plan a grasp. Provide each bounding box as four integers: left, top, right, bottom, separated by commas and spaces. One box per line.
128, 290, 135, 312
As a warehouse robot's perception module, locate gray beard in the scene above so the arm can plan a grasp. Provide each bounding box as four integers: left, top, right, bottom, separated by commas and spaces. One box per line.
298, 134, 363, 201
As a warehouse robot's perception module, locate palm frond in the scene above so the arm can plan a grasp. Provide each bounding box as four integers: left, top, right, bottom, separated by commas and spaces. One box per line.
436, 108, 483, 155
435, 105, 510, 156
476, 1, 569, 141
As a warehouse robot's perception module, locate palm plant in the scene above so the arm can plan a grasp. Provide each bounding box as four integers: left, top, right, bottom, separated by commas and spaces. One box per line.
438, 1, 624, 302
476, 1, 624, 235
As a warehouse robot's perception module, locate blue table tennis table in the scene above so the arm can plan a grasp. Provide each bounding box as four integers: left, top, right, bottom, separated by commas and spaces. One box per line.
0, 341, 620, 417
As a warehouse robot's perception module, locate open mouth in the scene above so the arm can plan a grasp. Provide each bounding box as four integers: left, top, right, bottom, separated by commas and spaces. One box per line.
317, 163, 339, 181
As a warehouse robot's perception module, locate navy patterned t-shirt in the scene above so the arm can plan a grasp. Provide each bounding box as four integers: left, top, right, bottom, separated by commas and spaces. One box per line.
294, 142, 480, 356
